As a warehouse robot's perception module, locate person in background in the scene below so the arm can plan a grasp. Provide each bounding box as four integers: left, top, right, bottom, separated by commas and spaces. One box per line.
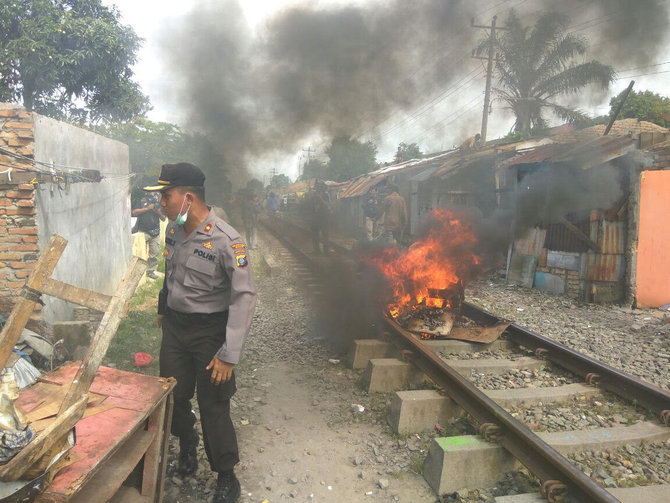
382, 183, 407, 247
363, 187, 381, 241
241, 190, 261, 249
132, 191, 165, 279
459, 133, 482, 151
144, 163, 256, 503
266, 191, 279, 218
309, 180, 332, 253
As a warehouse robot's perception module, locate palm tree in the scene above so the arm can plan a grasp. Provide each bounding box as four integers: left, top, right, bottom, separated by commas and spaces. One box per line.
477, 10, 615, 136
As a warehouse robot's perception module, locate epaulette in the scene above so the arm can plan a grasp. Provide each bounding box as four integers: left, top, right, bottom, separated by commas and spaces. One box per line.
215, 220, 241, 241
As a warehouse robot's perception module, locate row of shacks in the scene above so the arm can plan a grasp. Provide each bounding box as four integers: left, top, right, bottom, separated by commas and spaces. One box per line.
321, 119, 670, 308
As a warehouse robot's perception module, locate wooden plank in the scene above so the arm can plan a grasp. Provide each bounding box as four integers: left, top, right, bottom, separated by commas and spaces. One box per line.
0, 394, 88, 481
43, 407, 146, 497
57, 257, 146, 415
0, 234, 67, 371
39, 278, 111, 313
153, 393, 173, 503
140, 398, 166, 499
30, 402, 115, 433
41, 365, 173, 407
22, 389, 105, 424
67, 428, 154, 503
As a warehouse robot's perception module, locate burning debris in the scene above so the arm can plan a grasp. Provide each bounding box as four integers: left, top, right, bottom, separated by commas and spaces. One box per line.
366, 207, 508, 343
366, 207, 481, 317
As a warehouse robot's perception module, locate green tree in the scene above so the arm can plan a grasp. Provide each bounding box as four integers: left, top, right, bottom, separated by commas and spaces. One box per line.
245, 178, 264, 194
270, 173, 291, 188
396, 142, 422, 162
98, 118, 229, 206
300, 158, 326, 181
609, 89, 670, 128
477, 10, 614, 135
0, 0, 149, 123
325, 135, 377, 182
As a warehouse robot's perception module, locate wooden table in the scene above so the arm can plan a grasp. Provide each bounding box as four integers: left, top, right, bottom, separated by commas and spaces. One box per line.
15, 364, 175, 503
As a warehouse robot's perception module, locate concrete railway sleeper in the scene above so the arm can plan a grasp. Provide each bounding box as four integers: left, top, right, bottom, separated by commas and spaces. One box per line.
262, 215, 670, 502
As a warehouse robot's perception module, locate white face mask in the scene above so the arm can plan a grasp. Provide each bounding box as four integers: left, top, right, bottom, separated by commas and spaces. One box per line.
175, 195, 191, 226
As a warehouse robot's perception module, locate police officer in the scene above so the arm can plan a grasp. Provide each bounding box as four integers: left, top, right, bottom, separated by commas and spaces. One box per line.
144, 163, 256, 503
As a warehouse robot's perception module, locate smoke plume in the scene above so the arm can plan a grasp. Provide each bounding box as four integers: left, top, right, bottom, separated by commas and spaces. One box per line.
160, 0, 669, 184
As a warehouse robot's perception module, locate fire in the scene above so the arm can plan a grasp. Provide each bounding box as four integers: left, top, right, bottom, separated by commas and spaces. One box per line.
367, 208, 481, 317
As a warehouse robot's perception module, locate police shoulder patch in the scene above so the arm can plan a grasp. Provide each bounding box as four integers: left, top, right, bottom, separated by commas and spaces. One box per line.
236, 254, 248, 267
231, 243, 246, 250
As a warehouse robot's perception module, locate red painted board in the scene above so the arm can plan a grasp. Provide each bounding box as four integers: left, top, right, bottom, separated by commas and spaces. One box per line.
39, 364, 169, 404
42, 407, 145, 497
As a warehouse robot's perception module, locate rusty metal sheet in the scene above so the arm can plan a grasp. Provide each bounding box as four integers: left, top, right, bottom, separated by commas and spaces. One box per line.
554, 136, 635, 169
583, 253, 625, 282
447, 322, 510, 344
589, 220, 625, 254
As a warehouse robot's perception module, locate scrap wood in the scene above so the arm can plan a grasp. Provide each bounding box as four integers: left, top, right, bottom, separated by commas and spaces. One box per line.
56, 256, 146, 416
0, 235, 67, 371
20, 383, 105, 424
30, 402, 116, 433
406, 310, 456, 335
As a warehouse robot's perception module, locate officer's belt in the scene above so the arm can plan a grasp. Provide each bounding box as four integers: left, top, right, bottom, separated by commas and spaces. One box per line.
167, 308, 228, 325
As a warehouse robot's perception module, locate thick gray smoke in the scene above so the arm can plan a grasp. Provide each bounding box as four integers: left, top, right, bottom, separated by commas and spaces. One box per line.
160, 0, 669, 184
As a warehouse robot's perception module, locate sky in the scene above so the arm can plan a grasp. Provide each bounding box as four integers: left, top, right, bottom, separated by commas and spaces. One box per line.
105, 0, 670, 183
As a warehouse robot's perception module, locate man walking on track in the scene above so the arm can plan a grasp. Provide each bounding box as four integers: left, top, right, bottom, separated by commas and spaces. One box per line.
144, 162, 256, 503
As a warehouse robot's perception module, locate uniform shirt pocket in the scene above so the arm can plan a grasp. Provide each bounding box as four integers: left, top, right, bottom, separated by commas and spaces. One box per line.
183, 255, 217, 291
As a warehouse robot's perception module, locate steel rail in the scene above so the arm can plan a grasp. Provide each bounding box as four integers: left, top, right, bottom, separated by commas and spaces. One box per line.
461, 302, 670, 420
383, 314, 620, 502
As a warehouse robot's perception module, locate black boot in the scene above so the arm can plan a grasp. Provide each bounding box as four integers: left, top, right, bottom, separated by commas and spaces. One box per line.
177, 429, 199, 477
213, 470, 241, 503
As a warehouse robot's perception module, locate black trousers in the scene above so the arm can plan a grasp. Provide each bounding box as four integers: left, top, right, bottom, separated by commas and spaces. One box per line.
160, 309, 239, 473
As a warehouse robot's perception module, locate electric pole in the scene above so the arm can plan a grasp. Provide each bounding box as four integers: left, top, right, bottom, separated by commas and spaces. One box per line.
472, 16, 506, 142
302, 146, 315, 165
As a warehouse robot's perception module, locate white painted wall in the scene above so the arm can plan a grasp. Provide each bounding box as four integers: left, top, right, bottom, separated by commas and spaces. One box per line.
33, 115, 132, 322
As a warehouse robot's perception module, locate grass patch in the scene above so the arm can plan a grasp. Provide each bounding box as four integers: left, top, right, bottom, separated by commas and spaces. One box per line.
104, 310, 161, 375
104, 275, 163, 375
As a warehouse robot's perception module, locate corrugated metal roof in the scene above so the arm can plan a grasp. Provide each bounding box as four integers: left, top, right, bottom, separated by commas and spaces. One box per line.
499, 136, 635, 171
553, 136, 635, 167
339, 151, 458, 198
496, 143, 567, 171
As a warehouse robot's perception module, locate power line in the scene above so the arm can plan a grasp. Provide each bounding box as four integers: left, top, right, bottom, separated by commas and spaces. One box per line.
615, 69, 670, 80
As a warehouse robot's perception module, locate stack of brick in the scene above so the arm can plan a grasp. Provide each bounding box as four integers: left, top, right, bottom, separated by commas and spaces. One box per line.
0, 105, 39, 313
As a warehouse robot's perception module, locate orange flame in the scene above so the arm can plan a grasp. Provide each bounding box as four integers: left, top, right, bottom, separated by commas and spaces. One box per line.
367, 208, 481, 317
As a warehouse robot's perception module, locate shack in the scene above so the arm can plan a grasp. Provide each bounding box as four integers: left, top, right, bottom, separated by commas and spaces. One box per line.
495, 119, 670, 306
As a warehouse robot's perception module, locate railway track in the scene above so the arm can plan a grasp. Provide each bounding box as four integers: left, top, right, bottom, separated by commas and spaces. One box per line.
260, 214, 670, 502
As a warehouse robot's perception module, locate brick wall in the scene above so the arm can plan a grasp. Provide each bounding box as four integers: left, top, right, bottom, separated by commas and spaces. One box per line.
0, 106, 39, 314
535, 265, 582, 299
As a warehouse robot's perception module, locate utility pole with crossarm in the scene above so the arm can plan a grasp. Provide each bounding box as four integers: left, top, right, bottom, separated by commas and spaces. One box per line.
472, 16, 507, 143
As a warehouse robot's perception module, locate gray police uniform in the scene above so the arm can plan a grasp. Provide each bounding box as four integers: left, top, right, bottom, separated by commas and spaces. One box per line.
158, 207, 256, 473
